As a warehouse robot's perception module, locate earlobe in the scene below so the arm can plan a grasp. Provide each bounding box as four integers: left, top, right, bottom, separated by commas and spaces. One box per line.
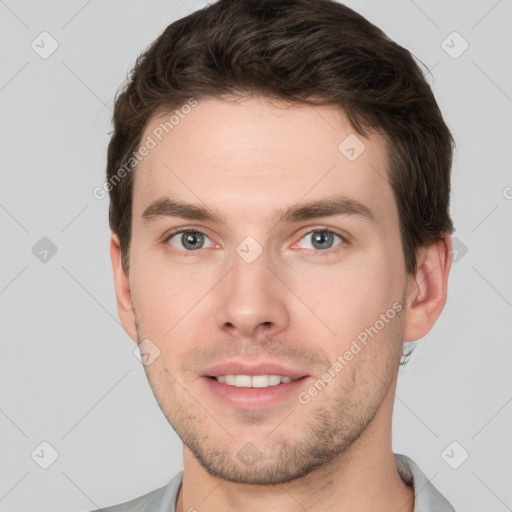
110, 233, 138, 342
403, 234, 452, 342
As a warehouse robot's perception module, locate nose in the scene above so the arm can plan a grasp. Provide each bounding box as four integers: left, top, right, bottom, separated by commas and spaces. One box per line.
215, 245, 290, 339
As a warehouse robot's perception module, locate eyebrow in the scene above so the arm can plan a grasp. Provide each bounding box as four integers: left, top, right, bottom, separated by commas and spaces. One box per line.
141, 194, 376, 225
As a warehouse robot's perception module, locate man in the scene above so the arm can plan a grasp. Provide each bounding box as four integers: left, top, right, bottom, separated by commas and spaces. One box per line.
95, 0, 455, 510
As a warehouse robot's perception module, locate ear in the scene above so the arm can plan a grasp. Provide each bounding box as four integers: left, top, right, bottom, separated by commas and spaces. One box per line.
110, 233, 137, 342
403, 234, 452, 342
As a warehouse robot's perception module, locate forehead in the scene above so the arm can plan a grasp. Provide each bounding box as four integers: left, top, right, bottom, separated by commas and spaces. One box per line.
132, 96, 396, 225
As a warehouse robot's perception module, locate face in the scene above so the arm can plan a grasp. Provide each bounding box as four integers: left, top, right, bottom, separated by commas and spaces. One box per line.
122, 96, 410, 484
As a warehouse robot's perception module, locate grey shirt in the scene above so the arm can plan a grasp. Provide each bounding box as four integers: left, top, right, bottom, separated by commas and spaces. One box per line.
90, 453, 455, 512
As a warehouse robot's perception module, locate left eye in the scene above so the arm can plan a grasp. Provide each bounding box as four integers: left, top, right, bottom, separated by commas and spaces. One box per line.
167, 231, 213, 251
297, 230, 343, 251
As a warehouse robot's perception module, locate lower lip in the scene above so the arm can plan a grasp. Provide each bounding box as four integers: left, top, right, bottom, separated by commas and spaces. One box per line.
203, 376, 309, 410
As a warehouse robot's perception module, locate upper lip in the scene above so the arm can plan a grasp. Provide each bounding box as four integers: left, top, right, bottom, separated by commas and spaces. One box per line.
202, 361, 308, 379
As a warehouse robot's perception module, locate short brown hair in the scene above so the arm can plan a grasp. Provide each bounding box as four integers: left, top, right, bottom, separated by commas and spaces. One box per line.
106, 0, 454, 275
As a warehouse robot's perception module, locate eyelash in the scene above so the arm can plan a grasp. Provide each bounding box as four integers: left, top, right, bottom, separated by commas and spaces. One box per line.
163, 227, 349, 256
293, 228, 348, 257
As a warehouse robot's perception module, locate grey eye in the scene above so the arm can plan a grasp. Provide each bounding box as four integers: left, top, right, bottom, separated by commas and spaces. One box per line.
168, 231, 212, 251
300, 230, 342, 250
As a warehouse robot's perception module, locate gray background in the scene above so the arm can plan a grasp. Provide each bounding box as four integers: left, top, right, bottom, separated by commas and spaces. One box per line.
1, 0, 511, 511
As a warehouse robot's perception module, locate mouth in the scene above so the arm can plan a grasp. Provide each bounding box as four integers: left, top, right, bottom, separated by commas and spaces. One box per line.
201, 362, 310, 409
211, 374, 296, 388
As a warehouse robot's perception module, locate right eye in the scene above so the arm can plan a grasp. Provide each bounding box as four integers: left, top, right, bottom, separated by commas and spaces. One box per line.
166, 230, 213, 252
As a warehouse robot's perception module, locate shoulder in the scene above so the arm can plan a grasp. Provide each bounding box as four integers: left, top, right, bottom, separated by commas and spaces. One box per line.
394, 453, 456, 512
87, 471, 183, 512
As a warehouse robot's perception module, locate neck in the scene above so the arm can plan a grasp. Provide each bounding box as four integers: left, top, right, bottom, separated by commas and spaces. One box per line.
175, 394, 414, 512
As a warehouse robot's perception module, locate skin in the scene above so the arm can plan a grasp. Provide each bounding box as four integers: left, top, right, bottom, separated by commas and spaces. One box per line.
111, 96, 452, 512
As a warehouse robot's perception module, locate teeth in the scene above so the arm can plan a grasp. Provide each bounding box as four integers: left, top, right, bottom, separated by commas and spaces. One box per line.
214, 375, 294, 388
252, 375, 269, 388
268, 375, 281, 386
235, 375, 252, 387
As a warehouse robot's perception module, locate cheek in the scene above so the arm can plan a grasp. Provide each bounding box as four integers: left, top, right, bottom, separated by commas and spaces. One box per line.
129, 250, 226, 367
287, 252, 404, 344
129, 253, 196, 339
